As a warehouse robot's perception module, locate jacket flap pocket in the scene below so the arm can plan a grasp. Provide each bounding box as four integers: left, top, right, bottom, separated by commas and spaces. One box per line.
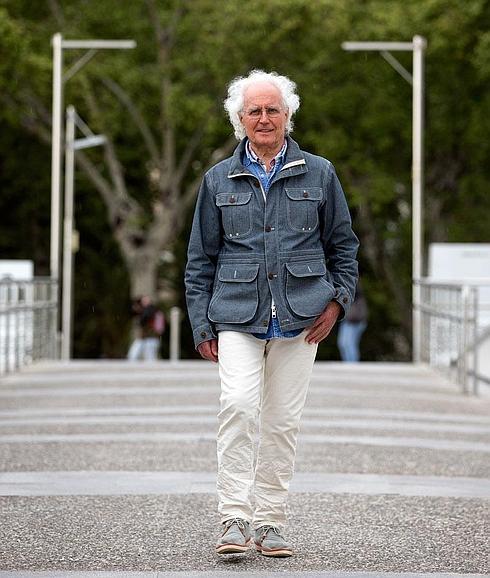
285, 187, 322, 201
216, 192, 252, 207
218, 263, 260, 282
285, 260, 326, 277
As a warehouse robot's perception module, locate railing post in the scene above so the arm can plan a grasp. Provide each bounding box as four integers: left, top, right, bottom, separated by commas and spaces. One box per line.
5, 281, 11, 374
420, 282, 428, 363
472, 286, 479, 395
169, 306, 182, 363
461, 285, 471, 394
51, 279, 59, 360
14, 283, 20, 371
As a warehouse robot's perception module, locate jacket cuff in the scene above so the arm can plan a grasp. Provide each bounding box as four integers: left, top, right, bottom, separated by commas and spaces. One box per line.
334, 289, 351, 321
193, 323, 217, 350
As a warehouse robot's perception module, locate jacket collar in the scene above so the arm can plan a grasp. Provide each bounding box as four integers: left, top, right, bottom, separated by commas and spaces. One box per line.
227, 135, 307, 179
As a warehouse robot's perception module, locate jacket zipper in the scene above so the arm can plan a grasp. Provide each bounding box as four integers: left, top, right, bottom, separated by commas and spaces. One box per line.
256, 177, 276, 323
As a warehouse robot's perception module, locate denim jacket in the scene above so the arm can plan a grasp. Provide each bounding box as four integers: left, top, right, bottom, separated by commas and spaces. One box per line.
185, 136, 359, 349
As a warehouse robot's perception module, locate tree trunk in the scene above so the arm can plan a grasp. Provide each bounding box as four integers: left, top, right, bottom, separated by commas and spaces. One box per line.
126, 250, 159, 300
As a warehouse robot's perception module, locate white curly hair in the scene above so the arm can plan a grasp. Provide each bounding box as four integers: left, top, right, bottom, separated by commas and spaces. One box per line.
224, 69, 300, 140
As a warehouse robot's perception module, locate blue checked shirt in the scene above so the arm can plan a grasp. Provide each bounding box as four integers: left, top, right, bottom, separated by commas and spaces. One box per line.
244, 140, 303, 340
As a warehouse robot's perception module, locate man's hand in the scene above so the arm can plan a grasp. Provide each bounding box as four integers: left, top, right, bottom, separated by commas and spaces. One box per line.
305, 301, 342, 344
197, 338, 218, 363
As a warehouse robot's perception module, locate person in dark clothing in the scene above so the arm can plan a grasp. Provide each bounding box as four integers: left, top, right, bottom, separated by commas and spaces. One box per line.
127, 296, 164, 361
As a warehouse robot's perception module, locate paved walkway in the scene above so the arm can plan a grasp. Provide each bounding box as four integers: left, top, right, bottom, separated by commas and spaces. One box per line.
0, 361, 488, 577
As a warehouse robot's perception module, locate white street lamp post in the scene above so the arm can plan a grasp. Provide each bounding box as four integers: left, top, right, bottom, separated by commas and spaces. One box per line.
50, 34, 135, 356
50, 33, 64, 282
62, 106, 107, 360
342, 36, 427, 362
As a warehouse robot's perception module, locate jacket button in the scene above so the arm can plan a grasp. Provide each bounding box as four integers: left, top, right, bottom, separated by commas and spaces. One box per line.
200, 331, 207, 338
229, 196, 236, 203
303, 191, 309, 198
263, 320, 269, 327
268, 273, 275, 280
342, 297, 349, 304
253, 181, 261, 187
265, 225, 272, 232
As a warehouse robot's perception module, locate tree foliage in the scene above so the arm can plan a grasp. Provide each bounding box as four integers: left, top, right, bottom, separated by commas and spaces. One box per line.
1, 0, 489, 360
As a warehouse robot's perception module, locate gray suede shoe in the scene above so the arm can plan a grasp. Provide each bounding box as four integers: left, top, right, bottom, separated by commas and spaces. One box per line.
254, 525, 293, 557
215, 518, 251, 555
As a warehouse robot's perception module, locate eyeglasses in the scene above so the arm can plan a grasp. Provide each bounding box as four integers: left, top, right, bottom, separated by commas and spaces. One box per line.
243, 106, 283, 118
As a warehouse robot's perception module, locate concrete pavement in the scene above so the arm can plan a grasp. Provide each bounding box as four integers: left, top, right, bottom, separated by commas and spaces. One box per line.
0, 360, 489, 576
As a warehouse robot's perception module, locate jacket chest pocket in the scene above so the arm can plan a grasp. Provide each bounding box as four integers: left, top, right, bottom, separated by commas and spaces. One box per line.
285, 187, 322, 232
216, 192, 253, 238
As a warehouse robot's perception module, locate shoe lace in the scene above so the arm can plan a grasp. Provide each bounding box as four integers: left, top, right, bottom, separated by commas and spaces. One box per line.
259, 524, 282, 539
224, 517, 247, 531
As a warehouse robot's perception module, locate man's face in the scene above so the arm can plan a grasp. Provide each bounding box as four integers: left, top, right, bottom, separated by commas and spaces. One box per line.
239, 82, 288, 152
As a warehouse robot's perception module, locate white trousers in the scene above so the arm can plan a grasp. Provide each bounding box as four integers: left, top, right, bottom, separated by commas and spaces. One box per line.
127, 338, 160, 361
217, 330, 318, 530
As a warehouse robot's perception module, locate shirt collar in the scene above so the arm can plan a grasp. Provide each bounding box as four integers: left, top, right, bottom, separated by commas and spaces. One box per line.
228, 136, 307, 179
244, 139, 287, 167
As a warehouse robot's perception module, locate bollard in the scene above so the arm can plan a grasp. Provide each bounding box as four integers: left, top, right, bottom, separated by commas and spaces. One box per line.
169, 306, 182, 362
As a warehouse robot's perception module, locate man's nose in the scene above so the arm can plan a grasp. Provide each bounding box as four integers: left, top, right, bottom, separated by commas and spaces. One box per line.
259, 110, 270, 122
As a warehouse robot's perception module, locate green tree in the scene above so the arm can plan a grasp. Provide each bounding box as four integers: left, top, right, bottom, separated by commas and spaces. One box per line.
1, 0, 488, 360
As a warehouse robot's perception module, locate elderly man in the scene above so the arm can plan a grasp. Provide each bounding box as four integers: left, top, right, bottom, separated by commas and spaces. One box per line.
185, 70, 358, 557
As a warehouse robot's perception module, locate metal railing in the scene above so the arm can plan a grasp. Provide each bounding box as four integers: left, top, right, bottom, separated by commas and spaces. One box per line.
416, 278, 490, 394
0, 278, 58, 376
